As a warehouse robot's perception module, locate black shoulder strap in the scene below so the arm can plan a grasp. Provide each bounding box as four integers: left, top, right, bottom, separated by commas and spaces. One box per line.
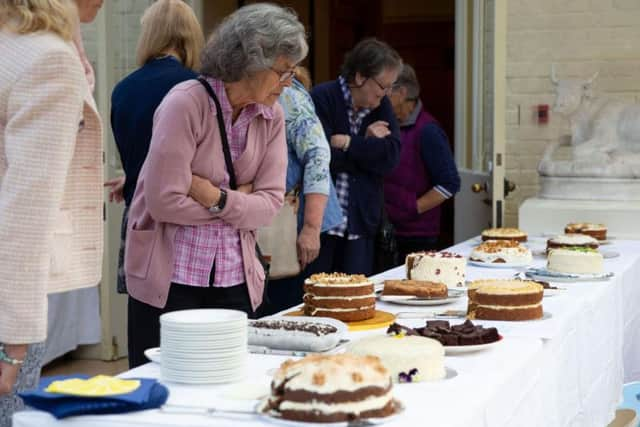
196, 77, 237, 190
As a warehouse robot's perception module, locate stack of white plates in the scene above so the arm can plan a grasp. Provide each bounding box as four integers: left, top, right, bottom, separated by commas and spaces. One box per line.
159, 309, 248, 384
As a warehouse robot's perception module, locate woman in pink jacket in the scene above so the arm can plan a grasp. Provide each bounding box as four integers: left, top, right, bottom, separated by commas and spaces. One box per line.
124, 3, 308, 368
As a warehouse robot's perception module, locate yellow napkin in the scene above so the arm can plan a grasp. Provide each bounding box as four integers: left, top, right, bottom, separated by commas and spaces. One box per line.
45, 375, 141, 397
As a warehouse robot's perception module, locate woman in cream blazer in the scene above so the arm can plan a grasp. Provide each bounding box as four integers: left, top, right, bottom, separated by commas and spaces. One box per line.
0, 1, 103, 423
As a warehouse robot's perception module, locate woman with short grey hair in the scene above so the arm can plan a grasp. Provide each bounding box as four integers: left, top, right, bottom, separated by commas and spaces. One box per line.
125, 3, 307, 368
201, 3, 308, 81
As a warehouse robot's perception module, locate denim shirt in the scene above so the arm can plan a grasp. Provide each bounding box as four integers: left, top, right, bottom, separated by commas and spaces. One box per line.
279, 80, 343, 233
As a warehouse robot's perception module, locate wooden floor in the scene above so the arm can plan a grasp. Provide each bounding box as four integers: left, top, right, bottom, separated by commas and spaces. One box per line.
42, 355, 129, 377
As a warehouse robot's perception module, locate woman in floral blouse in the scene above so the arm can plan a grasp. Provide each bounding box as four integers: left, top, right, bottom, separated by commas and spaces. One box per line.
266, 70, 342, 313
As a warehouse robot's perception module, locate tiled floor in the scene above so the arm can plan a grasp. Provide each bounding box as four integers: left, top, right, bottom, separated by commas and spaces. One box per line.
42, 356, 129, 377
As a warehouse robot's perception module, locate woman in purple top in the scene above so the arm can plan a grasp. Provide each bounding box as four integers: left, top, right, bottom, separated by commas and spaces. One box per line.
386, 64, 461, 261
124, 3, 308, 368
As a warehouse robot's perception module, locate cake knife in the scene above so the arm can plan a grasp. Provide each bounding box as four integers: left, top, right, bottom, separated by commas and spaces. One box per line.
396, 310, 467, 319
248, 339, 350, 357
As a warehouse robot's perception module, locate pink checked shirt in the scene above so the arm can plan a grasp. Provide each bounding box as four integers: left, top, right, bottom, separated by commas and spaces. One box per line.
171, 78, 273, 288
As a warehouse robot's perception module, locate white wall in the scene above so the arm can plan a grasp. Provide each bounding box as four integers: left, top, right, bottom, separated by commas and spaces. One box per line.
504, 0, 640, 226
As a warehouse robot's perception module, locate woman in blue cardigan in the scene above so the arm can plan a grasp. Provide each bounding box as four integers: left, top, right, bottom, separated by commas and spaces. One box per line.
109, 0, 204, 294
310, 38, 402, 275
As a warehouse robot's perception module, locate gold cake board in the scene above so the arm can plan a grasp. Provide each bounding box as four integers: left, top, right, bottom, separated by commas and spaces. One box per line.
284, 310, 396, 331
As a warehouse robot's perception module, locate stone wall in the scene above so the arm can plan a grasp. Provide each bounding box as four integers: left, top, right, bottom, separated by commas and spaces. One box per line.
505, 0, 640, 226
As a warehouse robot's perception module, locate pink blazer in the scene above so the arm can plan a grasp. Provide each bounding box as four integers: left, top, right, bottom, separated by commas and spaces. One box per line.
0, 32, 103, 343
125, 80, 286, 310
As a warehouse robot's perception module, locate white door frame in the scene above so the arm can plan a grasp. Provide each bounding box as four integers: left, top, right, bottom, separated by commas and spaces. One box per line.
454, 0, 507, 227
491, 0, 507, 227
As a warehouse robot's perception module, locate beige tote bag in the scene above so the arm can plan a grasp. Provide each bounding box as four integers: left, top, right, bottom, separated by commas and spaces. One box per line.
257, 192, 301, 279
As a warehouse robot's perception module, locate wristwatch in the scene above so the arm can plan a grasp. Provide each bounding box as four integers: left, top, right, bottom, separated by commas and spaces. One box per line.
209, 189, 227, 214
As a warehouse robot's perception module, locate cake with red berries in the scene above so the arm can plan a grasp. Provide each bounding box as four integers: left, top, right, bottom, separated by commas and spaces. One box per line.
406, 251, 466, 288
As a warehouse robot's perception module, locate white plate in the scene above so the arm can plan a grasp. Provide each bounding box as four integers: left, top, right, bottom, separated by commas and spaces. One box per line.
398, 367, 458, 384
524, 268, 614, 283
148, 347, 248, 364
601, 250, 620, 259
468, 259, 532, 269
145, 347, 161, 364
160, 309, 247, 325
444, 336, 503, 355
378, 289, 464, 307
543, 288, 564, 297
256, 399, 405, 426
162, 373, 246, 385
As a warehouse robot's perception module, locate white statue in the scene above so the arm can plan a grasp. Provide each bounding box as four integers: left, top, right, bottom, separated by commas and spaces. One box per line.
538, 65, 640, 179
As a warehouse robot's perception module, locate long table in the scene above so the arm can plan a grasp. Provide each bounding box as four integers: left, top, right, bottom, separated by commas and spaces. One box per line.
14, 237, 640, 427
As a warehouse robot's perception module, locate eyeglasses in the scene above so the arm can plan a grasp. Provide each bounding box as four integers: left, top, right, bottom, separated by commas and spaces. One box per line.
368, 76, 394, 94
270, 66, 296, 82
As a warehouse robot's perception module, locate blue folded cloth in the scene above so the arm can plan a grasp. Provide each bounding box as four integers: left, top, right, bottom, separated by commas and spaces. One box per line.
19, 375, 169, 419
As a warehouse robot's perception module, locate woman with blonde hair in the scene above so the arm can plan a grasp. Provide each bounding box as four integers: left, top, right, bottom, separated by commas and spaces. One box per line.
0, 0, 103, 424
110, 0, 204, 294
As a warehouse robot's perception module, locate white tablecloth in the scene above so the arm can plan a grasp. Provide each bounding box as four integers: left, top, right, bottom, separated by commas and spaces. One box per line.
14, 237, 640, 427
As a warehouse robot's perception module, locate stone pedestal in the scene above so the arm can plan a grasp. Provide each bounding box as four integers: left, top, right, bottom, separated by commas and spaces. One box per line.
519, 198, 640, 239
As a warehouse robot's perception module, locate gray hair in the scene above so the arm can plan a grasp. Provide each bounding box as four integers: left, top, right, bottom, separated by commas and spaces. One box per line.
340, 38, 402, 83
394, 63, 420, 100
200, 3, 308, 82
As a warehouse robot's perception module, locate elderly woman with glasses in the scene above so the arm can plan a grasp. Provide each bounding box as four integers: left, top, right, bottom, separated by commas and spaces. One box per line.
124, 3, 307, 368
308, 38, 402, 276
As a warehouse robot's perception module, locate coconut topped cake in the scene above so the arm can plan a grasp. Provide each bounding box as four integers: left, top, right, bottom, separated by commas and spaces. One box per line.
263, 354, 396, 423
303, 273, 375, 322
470, 239, 532, 265
481, 227, 527, 242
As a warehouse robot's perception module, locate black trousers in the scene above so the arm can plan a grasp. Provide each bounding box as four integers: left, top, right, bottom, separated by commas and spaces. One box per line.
308, 233, 374, 276
127, 282, 254, 369
396, 236, 439, 263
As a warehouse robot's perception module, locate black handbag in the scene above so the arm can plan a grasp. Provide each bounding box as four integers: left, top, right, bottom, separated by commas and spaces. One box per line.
374, 200, 399, 274
196, 77, 271, 316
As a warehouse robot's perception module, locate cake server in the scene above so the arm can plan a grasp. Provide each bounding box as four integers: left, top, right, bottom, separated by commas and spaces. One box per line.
396, 310, 467, 319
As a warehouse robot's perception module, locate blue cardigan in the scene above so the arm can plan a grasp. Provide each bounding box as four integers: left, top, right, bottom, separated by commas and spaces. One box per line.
311, 80, 401, 236
111, 57, 197, 205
